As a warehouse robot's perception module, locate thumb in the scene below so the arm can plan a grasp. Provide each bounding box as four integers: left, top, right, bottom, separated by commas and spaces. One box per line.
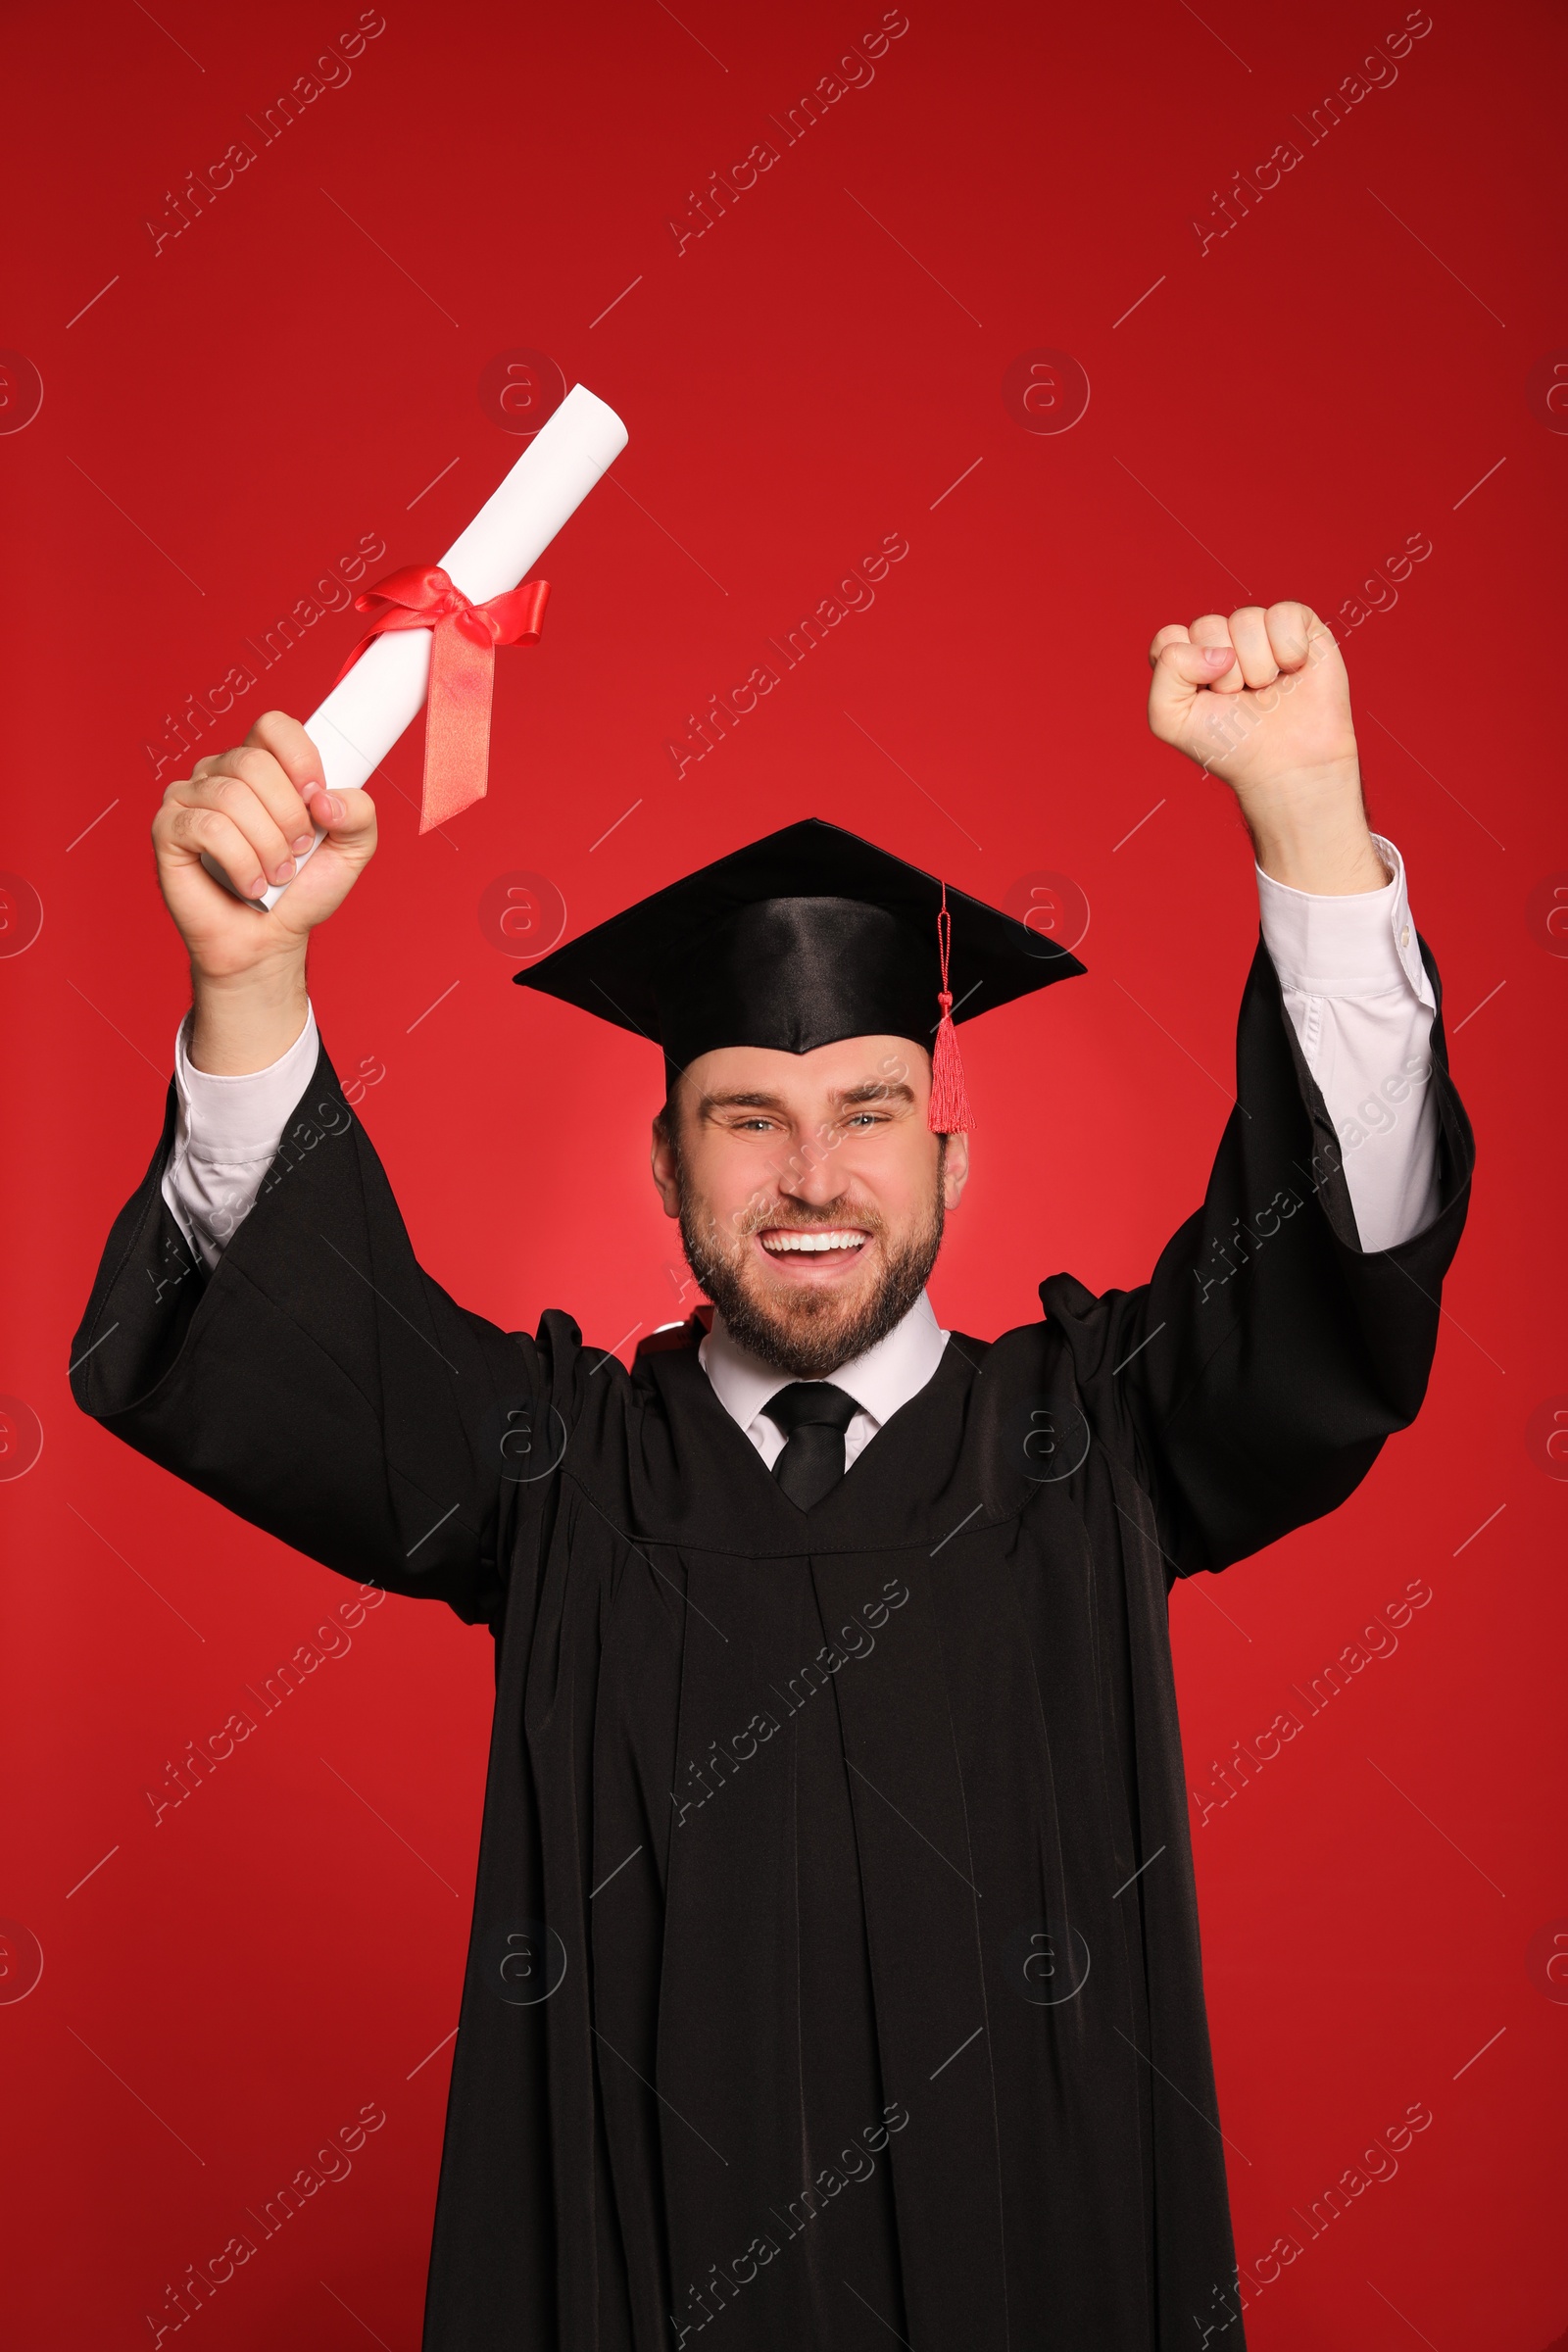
1147, 636, 1237, 744
269, 781, 378, 933
303, 781, 377, 856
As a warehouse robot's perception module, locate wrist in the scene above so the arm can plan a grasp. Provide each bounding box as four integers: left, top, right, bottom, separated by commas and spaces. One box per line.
1238, 760, 1390, 895
189, 953, 310, 1074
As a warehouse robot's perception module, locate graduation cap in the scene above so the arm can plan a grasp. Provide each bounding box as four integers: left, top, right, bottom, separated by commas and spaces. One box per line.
514, 818, 1086, 1132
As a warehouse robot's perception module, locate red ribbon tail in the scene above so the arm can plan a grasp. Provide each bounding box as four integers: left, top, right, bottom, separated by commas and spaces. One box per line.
420, 615, 496, 832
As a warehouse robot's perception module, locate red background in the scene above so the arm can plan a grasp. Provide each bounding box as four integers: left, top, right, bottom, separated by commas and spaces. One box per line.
4, 0, 1565, 2343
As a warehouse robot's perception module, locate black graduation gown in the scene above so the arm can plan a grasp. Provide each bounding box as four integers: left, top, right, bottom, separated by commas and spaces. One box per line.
71, 942, 1473, 2351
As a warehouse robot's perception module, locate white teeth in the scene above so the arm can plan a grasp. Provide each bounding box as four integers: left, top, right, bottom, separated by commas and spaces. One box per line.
760, 1230, 867, 1254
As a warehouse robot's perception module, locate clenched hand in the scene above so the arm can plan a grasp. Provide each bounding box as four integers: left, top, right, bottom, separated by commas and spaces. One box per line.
1146, 601, 1387, 895
152, 710, 378, 1071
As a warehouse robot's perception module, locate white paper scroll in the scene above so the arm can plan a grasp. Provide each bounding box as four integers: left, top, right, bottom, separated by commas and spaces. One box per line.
209, 383, 628, 909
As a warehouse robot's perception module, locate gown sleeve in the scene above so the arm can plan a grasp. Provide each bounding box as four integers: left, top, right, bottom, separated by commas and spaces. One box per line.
1040, 935, 1474, 1576
69, 1034, 552, 1626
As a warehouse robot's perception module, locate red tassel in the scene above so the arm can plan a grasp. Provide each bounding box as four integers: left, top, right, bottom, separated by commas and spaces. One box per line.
927, 883, 975, 1134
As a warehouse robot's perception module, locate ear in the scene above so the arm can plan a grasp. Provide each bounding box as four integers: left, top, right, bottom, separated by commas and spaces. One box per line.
941, 1129, 970, 1210
651, 1118, 681, 1219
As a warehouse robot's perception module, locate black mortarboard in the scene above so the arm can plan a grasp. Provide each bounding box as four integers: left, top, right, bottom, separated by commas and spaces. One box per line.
514, 818, 1086, 1129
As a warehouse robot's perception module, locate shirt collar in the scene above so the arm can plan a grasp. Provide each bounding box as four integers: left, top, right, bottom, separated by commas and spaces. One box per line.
699, 1290, 949, 1438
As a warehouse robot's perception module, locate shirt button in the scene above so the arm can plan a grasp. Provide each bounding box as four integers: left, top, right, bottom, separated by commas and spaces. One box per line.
1399, 926, 1410, 949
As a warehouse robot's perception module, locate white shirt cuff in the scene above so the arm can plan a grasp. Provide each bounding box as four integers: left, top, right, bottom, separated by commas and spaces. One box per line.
163, 1005, 320, 1268
175, 1004, 320, 1151
1255, 834, 1435, 1010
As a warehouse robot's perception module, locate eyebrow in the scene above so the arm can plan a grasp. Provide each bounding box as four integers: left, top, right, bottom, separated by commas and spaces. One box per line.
837, 1081, 916, 1108
698, 1080, 917, 1119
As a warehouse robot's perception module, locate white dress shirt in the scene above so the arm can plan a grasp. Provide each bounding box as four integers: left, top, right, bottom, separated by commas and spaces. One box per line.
699, 1289, 950, 1472
1255, 835, 1439, 1251
160, 836, 1443, 1449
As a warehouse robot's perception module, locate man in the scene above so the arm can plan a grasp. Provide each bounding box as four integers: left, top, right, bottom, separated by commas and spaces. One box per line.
74, 601, 1471, 2349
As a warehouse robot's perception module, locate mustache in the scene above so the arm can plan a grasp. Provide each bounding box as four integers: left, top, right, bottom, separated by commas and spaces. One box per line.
732, 1196, 885, 1242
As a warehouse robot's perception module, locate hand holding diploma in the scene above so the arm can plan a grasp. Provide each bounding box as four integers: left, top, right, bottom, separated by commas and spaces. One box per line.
152, 384, 627, 1074
152, 716, 377, 1072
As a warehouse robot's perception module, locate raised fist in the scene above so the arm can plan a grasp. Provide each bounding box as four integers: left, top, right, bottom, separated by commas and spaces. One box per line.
1147, 601, 1357, 805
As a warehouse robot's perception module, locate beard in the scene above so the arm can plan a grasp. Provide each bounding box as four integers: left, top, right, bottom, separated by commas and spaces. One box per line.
676, 1152, 946, 1381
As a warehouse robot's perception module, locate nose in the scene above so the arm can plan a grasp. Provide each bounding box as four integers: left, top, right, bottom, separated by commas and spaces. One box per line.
774, 1133, 843, 1208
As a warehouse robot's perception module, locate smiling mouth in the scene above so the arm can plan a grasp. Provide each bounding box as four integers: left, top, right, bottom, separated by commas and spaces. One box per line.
756, 1226, 871, 1265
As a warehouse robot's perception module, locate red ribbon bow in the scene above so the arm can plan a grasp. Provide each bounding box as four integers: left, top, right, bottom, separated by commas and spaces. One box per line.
333, 564, 551, 832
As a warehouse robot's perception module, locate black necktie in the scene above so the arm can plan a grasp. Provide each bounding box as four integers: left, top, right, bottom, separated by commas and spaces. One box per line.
762, 1383, 859, 1510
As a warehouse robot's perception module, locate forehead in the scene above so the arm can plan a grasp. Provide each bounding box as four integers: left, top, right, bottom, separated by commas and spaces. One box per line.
681, 1033, 929, 1105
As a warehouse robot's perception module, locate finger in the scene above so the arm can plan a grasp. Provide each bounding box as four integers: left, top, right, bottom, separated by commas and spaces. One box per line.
247, 710, 325, 802
202, 743, 317, 858
1263, 600, 1320, 673
163, 803, 270, 899
1188, 612, 1243, 693
1147, 637, 1242, 740
1148, 622, 1191, 666
1227, 606, 1279, 690
177, 773, 297, 886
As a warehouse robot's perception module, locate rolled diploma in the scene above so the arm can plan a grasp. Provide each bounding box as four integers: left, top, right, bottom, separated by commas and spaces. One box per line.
209, 382, 628, 909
